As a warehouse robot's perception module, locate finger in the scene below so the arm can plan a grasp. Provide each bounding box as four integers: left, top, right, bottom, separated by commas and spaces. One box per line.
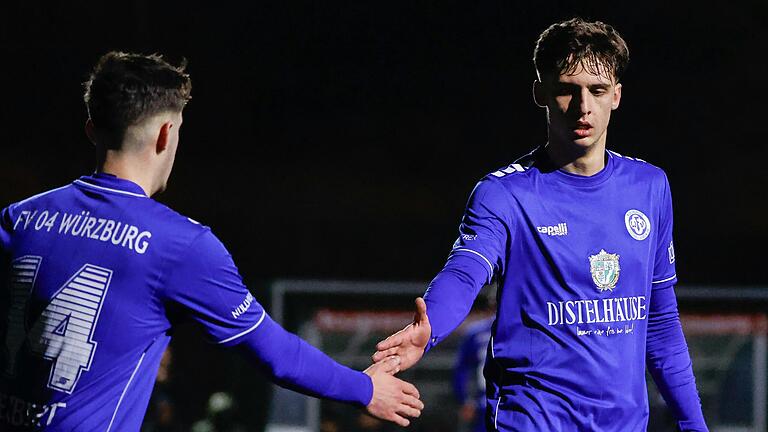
376, 331, 405, 351
388, 413, 410, 427
397, 404, 422, 419
403, 395, 424, 410
372, 346, 400, 362
415, 297, 428, 324
399, 380, 421, 399
379, 356, 401, 374
376, 330, 410, 351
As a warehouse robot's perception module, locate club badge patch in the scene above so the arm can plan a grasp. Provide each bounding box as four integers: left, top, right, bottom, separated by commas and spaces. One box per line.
589, 249, 620, 292
624, 209, 651, 241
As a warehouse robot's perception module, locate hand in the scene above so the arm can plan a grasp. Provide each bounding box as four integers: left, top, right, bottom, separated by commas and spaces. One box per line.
364, 356, 424, 427
372, 297, 431, 372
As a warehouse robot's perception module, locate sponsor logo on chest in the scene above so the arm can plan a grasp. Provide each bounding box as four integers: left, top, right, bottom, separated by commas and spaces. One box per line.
537, 222, 568, 236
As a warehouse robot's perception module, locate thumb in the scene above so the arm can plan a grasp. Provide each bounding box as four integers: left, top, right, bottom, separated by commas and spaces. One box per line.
415, 297, 428, 324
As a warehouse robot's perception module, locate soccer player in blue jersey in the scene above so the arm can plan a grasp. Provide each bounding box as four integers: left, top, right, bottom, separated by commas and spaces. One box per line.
374, 18, 708, 431
0, 52, 423, 430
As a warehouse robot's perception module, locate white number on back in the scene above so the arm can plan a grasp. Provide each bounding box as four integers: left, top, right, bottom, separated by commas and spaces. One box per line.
3, 256, 112, 394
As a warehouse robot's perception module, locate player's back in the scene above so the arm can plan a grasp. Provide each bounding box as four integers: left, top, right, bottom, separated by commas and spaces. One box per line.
0, 173, 205, 430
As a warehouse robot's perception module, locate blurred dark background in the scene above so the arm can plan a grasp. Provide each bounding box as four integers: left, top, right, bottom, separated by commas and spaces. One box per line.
2, 1, 766, 285
1, 1, 767, 429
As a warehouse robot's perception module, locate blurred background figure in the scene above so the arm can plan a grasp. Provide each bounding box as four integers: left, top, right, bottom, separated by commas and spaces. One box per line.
453, 285, 495, 432
143, 347, 180, 432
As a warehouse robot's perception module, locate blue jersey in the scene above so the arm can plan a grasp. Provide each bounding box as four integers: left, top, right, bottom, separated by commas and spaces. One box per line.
439, 147, 687, 430
0, 173, 266, 430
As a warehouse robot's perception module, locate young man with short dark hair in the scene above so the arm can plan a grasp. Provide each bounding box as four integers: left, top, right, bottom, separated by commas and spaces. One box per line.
375, 18, 708, 431
0, 51, 423, 431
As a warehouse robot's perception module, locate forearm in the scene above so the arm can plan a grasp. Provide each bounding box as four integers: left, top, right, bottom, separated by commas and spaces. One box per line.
237, 314, 373, 406
424, 253, 489, 350
646, 284, 707, 431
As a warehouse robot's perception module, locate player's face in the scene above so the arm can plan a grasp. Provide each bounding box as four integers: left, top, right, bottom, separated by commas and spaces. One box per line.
540, 62, 621, 151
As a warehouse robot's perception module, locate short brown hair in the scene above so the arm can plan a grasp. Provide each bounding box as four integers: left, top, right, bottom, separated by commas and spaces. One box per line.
533, 18, 629, 82
84, 52, 192, 149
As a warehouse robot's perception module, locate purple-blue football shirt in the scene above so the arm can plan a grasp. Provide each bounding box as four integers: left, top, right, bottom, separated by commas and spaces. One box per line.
0, 173, 371, 431
424, 147, 707, 431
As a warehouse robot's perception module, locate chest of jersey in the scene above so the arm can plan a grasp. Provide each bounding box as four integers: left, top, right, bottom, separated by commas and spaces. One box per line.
506, 174, 659, 304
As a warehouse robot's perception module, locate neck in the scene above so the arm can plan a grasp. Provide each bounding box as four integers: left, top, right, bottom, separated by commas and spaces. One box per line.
545, 134, 607, 177
97, 151, 156, 196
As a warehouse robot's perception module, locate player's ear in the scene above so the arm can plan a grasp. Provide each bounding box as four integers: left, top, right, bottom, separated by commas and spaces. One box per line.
612, 82, 622, 110
85, 119, 97, 146
155, 121, 173, 154
533, 80, 547, 108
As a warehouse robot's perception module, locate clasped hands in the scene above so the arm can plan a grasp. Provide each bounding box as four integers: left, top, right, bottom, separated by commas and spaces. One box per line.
364, 298, 432, 427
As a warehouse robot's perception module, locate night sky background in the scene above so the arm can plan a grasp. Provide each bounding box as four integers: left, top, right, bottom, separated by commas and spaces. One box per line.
2, 2, 767, 286
2, 1, 767, 430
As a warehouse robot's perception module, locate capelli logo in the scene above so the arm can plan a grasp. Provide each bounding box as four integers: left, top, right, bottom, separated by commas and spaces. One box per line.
537, 223, 568, 236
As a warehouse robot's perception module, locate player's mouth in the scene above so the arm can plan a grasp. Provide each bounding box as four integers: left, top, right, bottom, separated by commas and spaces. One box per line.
572, 121, 592, 138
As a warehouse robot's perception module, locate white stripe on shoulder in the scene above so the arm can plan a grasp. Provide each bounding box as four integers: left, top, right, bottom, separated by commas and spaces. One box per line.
452, 248, 494, 275
608, 150, 647, 163
217, 310, 267, 344
491, 163, 527, 178
74, 180, 147, 198
15, 185, 71, 206
652, 274, 677, 284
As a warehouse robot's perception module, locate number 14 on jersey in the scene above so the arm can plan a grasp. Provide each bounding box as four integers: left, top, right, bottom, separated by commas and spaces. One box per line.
3, 256, 112, 394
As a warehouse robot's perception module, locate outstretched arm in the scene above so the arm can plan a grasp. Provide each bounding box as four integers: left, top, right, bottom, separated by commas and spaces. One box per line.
373, 253, 489, 371
162, 230, 423, 426
238, 314, 423, 427
646, 283, 708, 431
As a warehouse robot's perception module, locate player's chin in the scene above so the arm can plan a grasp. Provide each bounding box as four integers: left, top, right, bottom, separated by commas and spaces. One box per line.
568, 133, 598, 149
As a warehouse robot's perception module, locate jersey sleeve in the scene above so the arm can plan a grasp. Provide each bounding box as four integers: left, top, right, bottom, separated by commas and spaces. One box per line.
652, 173, 677, 287
0, 207, 11, 309
1, 206, 14, 251
162, 229, 266, 346
449, 178, 512, 282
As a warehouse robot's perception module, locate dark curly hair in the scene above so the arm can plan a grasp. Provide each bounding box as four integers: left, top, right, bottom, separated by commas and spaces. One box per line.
84, 52, 192, 150
534, 18, 629, 83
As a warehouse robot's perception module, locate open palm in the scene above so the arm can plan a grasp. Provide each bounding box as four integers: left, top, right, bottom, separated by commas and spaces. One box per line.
372, 297, 431, 371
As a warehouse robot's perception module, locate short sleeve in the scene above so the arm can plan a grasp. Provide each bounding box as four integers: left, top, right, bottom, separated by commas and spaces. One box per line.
162, 230, 266, 346
449, 178, 511, 282
652, 174, 677, 288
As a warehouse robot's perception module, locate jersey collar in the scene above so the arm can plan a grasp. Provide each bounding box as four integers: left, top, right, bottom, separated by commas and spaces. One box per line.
550, 152, 614, 187
532, 146, 615, 187
73, 173, 148, 198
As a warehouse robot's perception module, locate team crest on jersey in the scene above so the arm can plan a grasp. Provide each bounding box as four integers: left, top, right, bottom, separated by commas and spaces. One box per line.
624, 209, 651, 241
589, 249, 620, 292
